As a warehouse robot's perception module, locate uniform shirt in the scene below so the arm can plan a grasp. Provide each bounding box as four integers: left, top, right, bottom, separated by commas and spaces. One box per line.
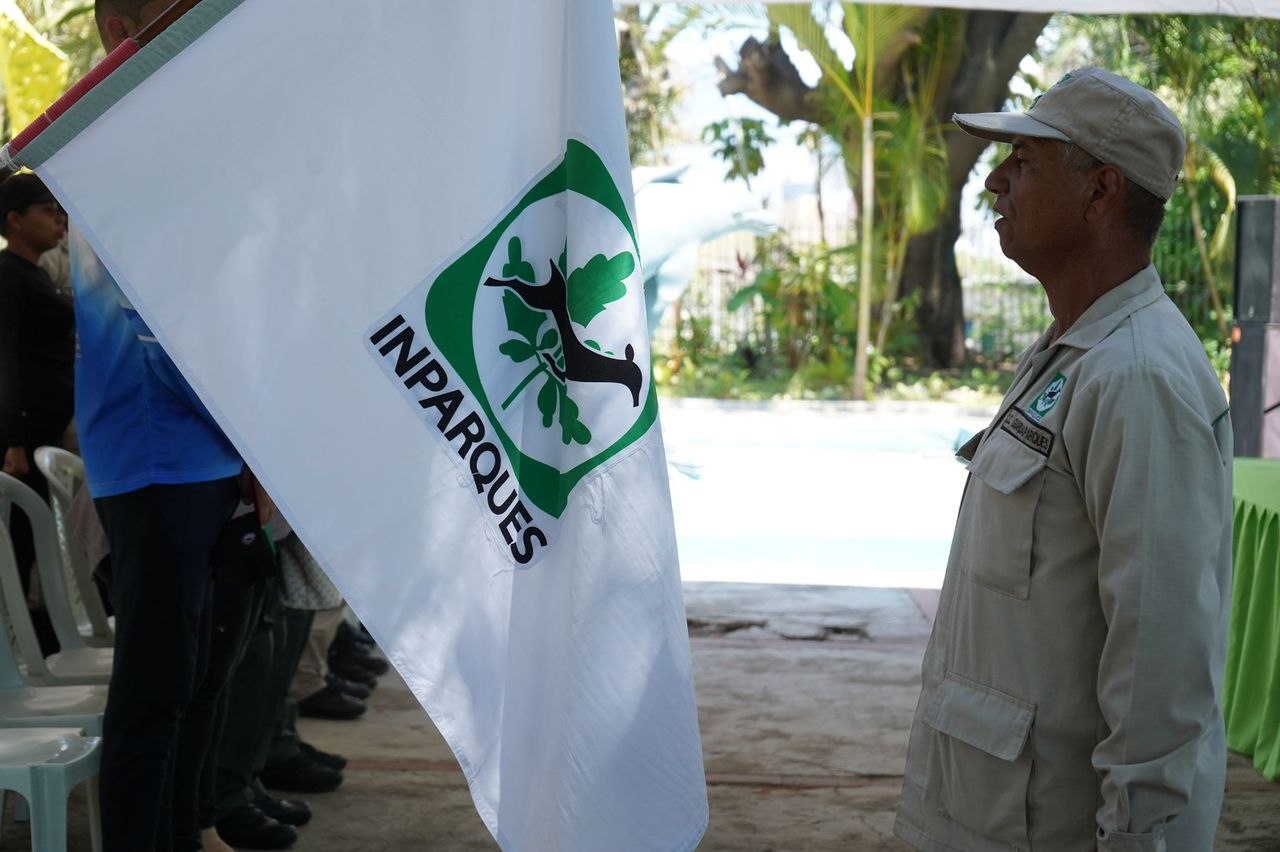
895, 266, 1232, 852
0, 248, 75, 448
70, 226, 242, 497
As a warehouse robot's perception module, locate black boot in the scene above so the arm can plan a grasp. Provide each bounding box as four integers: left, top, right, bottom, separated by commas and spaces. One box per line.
215, 804, 298, 850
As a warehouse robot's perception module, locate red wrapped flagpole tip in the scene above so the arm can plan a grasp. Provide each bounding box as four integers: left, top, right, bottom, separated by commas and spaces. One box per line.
6, 0, 203, 168
7, 38, 142, 163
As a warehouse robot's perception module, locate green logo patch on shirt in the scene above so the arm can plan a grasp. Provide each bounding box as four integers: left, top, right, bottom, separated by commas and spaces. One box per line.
1026, 373, 1067, 422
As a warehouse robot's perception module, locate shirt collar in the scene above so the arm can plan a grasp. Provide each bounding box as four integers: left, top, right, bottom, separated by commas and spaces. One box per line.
0, 248, 35, 268
1049, 264, 1165, 352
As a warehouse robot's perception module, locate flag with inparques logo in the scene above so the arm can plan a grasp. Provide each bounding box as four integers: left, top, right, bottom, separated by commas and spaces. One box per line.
3, 0, 707, 848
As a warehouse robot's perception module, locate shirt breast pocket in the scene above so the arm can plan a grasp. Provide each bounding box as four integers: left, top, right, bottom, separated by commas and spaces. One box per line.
960, 425, 1048, 600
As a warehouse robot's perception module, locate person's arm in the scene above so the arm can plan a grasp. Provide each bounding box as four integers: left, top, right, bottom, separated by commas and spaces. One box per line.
1067, 365, 1229, 851
0, 281, 27, 470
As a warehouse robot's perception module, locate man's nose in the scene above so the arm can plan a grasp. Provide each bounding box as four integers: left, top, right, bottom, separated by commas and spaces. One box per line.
984, 163, 1007, 195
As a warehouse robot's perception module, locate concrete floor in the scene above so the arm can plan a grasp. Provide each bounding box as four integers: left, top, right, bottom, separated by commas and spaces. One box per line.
10, 581, 1280, 850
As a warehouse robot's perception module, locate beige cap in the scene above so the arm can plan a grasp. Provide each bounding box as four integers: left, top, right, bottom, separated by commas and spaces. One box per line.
953, 67, 1186, 201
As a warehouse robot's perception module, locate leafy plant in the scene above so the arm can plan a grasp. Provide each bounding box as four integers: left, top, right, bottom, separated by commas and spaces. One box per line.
762, 3, 951, 397
1051, 14, 1280, 348
617, 6, 701, 165
727, 235, 858, 371
701, 117, 775, 187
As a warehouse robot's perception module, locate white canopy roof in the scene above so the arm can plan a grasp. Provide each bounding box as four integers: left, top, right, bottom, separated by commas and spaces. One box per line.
619, 0, 1280, 19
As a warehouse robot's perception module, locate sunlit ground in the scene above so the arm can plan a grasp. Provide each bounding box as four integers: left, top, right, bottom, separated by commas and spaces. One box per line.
662, 400, 994, 590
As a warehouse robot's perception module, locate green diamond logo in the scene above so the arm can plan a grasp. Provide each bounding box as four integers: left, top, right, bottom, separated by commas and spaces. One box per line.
367, 140, 656, 563
1027, 372, 1067, 422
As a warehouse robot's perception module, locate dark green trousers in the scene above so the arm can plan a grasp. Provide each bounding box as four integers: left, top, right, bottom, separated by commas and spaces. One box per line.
255, 605, 315, 797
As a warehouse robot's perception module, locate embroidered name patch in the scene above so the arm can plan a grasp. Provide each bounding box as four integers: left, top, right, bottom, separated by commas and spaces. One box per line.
1000, 407, 1054, 456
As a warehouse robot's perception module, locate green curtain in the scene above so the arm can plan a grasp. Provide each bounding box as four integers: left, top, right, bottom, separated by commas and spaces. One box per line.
1224, 459, 1280, 781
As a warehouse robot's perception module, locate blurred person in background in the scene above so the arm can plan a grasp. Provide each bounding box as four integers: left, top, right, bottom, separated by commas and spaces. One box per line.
0, 171, 72, 653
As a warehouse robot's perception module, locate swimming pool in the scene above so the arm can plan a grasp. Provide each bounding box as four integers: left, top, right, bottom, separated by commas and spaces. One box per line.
660, 400, 994, 589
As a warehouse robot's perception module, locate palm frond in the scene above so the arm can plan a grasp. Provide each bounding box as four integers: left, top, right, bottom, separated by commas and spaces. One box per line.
1199, 143, 1237, 259
768, 5, 865, 115
44, 1, 92, 30
697, 4, 770, 25
653, 8, 704, 51
840, 4, 931, 87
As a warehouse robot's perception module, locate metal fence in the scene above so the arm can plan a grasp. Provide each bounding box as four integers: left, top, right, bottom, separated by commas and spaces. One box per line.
657, 201, 1217, 364
1153, 210, 1229, 336
961, 279, 1049, 360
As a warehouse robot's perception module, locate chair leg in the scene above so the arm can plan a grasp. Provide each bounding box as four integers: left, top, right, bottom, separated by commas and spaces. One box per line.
29, 774, 69, 852
86, 775, 103, 852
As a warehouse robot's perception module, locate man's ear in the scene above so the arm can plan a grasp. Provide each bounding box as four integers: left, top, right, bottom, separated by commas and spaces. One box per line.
1083, 164, 1125, 224
101, 14, 138, 50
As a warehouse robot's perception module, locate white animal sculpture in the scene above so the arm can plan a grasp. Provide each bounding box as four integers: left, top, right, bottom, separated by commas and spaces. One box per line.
632, 165, 778, 334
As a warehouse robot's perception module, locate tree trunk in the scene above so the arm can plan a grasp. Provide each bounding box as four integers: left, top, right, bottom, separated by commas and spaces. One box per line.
716, 11, 1050, 368
901, 200, 966, 365
853, 111, 875, 399
898, 11, 1050, 367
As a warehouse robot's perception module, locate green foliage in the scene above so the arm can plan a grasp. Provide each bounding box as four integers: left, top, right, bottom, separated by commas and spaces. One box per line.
1051, 14, 1280, 347
700, 117, 775, 186
616, 6, 700, 165
653, 231, 993, 401
879, 365, 1012, 403
763, 4, 954, 381
1154, 175, 1233, 341
653, 227, 1027, 403
728, 235, 859, 371
14, 1, 101, 80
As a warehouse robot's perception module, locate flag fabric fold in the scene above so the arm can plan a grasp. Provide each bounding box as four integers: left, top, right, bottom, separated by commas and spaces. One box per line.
14, 0, 708, 848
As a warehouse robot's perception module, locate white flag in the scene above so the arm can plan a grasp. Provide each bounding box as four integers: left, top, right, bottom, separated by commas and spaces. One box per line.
10, 0, 708, 848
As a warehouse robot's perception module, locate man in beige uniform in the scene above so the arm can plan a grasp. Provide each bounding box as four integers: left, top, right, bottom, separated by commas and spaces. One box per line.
895, 68, 1232, 852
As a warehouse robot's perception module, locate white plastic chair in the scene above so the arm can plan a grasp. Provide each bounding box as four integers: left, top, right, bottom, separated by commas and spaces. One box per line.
0, 530, 105, 740
32, 448, 113, 649
0, 727, 102, 852
0, 475, 111, 686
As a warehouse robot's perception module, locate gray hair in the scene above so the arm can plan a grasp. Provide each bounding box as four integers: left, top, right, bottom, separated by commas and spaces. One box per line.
1060, 141, 1167, 248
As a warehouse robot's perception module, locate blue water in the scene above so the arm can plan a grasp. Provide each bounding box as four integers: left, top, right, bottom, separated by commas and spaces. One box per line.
662, 405, 991, 588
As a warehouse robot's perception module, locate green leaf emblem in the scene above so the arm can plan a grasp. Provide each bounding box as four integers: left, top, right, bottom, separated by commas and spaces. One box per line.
502, 237, 537, 283
567, 251, 634, 326
497, 339, 537, 363
501, 289, 546, 346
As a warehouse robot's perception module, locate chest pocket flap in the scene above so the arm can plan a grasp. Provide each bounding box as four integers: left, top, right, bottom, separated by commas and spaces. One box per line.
955, 429, 984, 463
966, 410, 1050, 493
959, 412, 1050, 599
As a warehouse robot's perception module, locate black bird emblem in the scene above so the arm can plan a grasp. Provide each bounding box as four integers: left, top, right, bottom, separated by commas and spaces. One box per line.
484, 260, 643, 407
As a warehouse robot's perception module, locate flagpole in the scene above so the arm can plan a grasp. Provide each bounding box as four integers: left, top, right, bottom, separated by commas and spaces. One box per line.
0, 0, 204, 174
135, 0, 204, 47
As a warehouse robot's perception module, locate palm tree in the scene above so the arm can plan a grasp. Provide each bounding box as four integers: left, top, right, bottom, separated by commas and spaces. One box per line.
616, 6, 703, 166
758, 4, 949, 397
716, 5, 1049, 368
